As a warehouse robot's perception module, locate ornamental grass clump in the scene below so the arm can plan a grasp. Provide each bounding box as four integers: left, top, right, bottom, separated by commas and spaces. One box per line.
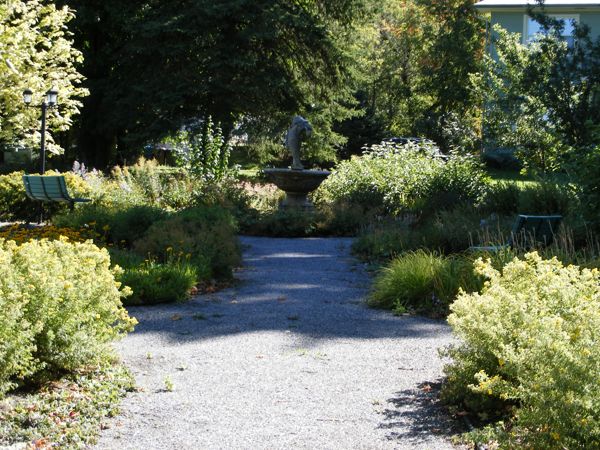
368, 250, 482, 315
443, 252, 600, 449
0, 238, 136, 398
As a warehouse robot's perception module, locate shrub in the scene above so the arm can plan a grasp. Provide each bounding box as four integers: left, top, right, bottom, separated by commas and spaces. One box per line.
316, 142, 488, 216
482, 181, 521, 216
443, 253, 600, 448
352, 221, 417, 261
518, 180, 576, 216
119, 261, 198, 305
419, 155, 489, 218
352, 207, 493, 261
133, 206, 240, 279
368, 250, 482, 315
240, 208, 319, 237
0, 238, 135, 397
54, 204, 167, 247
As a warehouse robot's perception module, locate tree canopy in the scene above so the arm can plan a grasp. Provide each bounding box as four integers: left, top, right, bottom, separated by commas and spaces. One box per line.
60, 0, 365, 166
0, 0, 86, 157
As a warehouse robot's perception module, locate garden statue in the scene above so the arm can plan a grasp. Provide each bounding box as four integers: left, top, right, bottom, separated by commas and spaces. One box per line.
263, 115, 328, 210
285, 115, 312, 170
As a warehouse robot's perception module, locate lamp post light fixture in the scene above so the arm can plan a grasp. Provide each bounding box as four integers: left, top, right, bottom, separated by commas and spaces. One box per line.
23, 87, 58, 174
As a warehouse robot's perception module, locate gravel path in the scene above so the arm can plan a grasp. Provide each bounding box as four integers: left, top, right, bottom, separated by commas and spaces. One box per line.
96, 237, 457, 449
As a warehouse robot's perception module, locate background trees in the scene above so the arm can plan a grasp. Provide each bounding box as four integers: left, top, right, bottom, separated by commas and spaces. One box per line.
59, 0, 365, 167
0, 0, 86, 159
0, 0, 488, 167
340, 0, 484, 156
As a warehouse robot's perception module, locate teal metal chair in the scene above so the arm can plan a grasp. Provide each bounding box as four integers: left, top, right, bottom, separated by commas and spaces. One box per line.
22, 175, 91, 211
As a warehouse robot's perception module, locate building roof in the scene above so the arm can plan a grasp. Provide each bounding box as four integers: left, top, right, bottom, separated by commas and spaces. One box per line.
474, 1, 600, 12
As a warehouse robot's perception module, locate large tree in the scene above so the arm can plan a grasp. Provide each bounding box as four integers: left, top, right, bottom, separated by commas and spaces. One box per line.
61, 0, 364, 167
343, 0, 484, 154
0, 0, 86, 159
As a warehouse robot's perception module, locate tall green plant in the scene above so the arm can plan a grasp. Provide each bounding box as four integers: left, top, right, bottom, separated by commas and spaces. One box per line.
171, 117, 231, 181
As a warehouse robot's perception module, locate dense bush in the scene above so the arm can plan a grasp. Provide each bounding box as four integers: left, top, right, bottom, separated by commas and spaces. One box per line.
54, 204, 167, 247
316, 142, 488, 216
484, 180, 577, 217
0, 238, 135, 397
443, 253, 600, 448
353, 207, 500, 261
119, 261, 198, 305
240, 202, 373, 237
133, 206, 240, 279
368, 250, 482, 316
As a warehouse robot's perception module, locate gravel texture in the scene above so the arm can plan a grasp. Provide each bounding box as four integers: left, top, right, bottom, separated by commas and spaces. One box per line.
96, 236, 457, 450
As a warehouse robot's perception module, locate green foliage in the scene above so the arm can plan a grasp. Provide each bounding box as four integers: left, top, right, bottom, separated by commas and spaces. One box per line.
574, 145, 600, 229
119, 261, 198, 306
0, 238, 135, 398
169, 117, 231, 181
369, 250, 482, 316
0, 0, 87, 155
133, 206, 240, 279
317, 142, 488, 216
347, 0, 484, 152
478, 18, 600, 174
443, 253, 600, 448
54, 204, 167, 247
0, 171, 38, 221
352, 207, 512, 262
482, 179, 577, 216
62, 0, 365, 166
0, 362, 134, 448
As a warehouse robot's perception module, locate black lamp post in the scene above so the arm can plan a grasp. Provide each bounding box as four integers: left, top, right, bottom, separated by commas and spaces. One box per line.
23, 87, 58, 174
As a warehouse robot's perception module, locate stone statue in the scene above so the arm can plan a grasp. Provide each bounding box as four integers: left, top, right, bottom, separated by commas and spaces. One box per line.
285, 115, 312, 170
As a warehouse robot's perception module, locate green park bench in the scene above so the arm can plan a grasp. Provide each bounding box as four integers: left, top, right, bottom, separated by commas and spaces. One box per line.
470, 214, 563, 252
22, 175, 91, 211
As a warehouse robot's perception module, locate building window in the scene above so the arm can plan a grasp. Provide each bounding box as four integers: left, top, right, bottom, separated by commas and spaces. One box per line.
525, 14, 579, 47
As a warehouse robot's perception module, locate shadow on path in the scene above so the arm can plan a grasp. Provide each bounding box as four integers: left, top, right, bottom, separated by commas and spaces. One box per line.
124, 236, 450, 346
378, 381, 463, 444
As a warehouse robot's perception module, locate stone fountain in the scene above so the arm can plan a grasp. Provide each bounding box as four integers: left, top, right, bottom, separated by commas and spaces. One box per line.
263, 116, 330, 210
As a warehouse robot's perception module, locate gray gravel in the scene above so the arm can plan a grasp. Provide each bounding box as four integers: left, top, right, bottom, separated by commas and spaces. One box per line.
96, 236, 457, 450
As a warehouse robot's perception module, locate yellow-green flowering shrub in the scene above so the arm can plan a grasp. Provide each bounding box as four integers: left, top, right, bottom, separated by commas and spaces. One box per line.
443, 252, 600, 448
0, 238, 136, 397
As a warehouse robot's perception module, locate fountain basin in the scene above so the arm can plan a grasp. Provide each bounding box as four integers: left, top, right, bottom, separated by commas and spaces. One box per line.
263, 168, 330, 210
